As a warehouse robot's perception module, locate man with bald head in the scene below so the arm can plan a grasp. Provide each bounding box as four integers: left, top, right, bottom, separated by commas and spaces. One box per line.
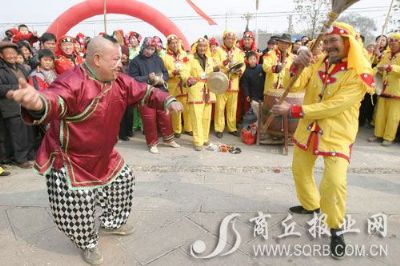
6, 35, 183, 265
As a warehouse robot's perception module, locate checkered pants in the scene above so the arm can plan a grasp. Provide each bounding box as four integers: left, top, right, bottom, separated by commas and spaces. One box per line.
46, 164, 135, 250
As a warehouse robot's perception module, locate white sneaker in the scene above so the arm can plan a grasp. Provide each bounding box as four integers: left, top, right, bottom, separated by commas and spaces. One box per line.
149, 145, 159, 154
82, 246, 103, 265
99, 224, 135, 236
164, 140, 180, 148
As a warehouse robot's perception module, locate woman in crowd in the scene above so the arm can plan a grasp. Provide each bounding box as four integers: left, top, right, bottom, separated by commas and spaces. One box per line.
129, 37, 180, 154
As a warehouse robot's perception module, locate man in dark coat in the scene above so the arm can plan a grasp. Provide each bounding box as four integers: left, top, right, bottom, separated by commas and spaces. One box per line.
0, 41, 33, 168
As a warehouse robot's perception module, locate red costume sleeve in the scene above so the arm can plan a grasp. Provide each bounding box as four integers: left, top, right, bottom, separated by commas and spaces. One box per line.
290, 104, 304, 118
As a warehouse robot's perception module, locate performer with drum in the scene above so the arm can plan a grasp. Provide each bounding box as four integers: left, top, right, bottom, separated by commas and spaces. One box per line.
271, 22, 375, 259
261, 33, 303, 144
262, 33, 296, 95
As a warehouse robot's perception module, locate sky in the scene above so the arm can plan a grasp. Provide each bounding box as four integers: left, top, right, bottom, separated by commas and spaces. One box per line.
0, 0, 395, 44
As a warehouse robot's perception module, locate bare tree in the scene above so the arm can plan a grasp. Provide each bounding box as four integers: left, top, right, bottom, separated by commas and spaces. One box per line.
339, 13, 377, 44
293, 0, 330, 38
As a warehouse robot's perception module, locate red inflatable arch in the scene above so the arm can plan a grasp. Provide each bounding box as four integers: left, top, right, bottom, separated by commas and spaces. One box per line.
47, 0, 190, 49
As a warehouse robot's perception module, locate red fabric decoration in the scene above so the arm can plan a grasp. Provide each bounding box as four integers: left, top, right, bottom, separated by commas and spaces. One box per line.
185, 0, 217, 25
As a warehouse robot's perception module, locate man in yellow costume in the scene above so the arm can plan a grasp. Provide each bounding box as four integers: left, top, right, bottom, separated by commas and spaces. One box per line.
368, 33, 400, 146
262, 33, 296, 94
213, 30, 245, 138
271, 22, 374, 259
181, 38, 216, 151
261, 33, 300, 144
162, 34, 192, 138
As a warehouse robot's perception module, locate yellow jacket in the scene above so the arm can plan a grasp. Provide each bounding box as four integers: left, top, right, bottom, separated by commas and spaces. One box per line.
292, 56, 368, 160
262, 48, 297, 94
214, 46, 245, 92
162, 50, 190, 97
181, 54, 216, 104
376, 51, 400, 98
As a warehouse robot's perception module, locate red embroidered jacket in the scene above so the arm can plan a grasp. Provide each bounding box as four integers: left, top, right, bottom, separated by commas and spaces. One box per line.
22, 66, 175, 188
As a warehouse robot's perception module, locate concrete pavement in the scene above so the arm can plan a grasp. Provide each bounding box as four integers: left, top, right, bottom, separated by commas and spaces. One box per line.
0, 127, 399, 266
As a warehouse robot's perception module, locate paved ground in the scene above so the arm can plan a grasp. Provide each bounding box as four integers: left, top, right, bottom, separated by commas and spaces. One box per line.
0, 127, 399, 266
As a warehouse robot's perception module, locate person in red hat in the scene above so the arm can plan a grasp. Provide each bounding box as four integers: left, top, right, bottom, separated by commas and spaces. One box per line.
54, 36, 84, 74
239, 31, 261, 64
75, 33, 87, 58
11, 24, 39, 46
237, 31, 261, 124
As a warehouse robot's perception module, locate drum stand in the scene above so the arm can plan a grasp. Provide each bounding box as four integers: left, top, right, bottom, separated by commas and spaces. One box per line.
256, 107, 290, 155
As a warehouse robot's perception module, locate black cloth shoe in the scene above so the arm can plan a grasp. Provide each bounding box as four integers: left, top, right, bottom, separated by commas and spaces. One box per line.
289, 205, 320, 214
215, 132, 223, 138
119, 136, 130, 141
174, 133, 181, 138
330, 229, 346, 260
184, 131, 193, 136
229, 131, 240, 137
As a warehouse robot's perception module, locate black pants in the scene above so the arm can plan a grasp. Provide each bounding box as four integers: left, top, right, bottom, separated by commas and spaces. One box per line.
119, 106, 134, 139
3, 116, 33, 163
0, 116, 6, 160
359, 94, 377, 126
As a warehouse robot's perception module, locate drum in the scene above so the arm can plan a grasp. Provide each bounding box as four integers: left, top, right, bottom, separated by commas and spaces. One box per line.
262, 89, 305, 136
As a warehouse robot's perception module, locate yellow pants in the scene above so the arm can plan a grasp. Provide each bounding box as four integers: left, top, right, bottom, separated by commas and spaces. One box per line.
189, 103, 212, 147
171, 96, 192, 134
0, 166, 4, 175
374, 97, 400, 142
214, 92, 238, 133
292, 146, 349, 229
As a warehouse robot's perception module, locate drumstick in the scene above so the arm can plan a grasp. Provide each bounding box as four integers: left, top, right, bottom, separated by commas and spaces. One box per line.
371, 0, 395, 64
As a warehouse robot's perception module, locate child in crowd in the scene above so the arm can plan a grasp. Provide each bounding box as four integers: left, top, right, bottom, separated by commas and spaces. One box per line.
240, 51, 266, 122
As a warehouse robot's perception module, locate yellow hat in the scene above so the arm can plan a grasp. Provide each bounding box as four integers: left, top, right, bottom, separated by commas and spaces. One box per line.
327, 22, 375, 92
191, 37, 211, 57
223, 30, 236, 40
389, 32, 400, 41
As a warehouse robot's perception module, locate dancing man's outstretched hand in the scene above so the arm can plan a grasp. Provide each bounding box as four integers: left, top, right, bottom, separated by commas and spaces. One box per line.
6, 78, 43, 111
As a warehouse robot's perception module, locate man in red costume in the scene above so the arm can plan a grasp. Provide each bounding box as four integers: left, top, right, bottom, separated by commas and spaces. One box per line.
54, 36, 84, 74
6, 35, 182, 265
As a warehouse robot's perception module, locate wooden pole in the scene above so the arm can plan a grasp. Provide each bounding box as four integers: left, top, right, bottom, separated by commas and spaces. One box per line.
381, 0, 395, 35
103, 0, 107, 34
370, 0, 395, 70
